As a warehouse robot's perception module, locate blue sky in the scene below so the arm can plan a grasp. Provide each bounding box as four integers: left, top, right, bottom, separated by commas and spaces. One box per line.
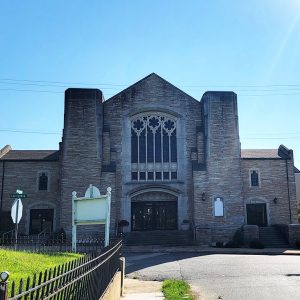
0, 0, 300, 167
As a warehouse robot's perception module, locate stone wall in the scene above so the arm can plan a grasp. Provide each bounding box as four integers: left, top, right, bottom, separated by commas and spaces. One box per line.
60, 88, 103, 236
0, 160, 60, 234
193, 92, 244, 230
241, 158, 298, 224
288, 224, 300, 246
242, 225, 259, 245
103, 74, 203, 229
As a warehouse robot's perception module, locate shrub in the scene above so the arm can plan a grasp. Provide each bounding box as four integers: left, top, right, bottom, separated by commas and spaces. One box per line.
295, 240, 300, 249
216, 241, 224, 248
118, 220, 129, 227
249, 239, 264, 249
162, 279, 194, 300
224, 240, 239, 248
233, 228, 244, 246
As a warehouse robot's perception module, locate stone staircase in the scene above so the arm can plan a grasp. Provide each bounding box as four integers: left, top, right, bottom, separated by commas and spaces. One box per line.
123, 230, 196, 246
259, 226, 289, 248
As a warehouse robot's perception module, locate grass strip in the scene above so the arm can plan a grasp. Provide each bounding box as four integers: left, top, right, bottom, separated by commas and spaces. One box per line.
0, 249, 82, 295
162, 279, 194, 300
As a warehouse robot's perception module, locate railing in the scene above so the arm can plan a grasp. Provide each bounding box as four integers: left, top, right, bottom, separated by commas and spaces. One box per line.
37, 226, 52, 243
0, 239, 122, 300
0, 235, 109, 254
1, 230, 15, 241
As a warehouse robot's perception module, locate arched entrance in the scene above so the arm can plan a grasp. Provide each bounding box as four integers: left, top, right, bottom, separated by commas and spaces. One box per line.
131, 191, 177, 231
26, 202, 56, 235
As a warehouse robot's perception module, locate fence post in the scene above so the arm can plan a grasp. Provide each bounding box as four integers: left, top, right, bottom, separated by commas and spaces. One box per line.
119, 257, 125, 296
0, 271, 9, 300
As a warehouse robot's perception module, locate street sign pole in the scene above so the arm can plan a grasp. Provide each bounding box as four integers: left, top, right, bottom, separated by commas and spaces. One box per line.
10, 189, 24, 250
14, 199, 19, 251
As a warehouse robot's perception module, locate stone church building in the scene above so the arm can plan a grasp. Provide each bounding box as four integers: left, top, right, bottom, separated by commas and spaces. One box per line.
0, 73, 298, 244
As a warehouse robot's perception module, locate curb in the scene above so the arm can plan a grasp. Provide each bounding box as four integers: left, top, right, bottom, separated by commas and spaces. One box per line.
123, 246, 300, 256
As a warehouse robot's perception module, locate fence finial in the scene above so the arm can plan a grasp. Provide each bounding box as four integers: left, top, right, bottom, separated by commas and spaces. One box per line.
0, 272, 9, 282
0, 271, 9, 300
107, 187, 112, 195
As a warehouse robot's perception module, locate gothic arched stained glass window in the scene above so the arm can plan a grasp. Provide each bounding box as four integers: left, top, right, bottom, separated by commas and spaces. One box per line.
250, 170, 259, 187
38, 172, 48, 191
131, 113, 177, 181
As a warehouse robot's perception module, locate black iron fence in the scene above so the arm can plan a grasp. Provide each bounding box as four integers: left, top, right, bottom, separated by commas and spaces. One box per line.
0, 239, 122, 300
0, 235, 113, 254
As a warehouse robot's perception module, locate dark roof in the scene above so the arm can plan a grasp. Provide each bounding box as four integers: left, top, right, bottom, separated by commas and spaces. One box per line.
241, 149, 281, 159
0, 150, 60, 161
295, 166, 300, 173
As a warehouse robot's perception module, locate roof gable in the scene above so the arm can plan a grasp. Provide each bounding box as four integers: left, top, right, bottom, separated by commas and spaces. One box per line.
105, 73, 198, 103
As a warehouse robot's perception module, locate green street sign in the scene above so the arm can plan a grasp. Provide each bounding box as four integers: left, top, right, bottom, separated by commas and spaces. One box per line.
10, 194, 27, 199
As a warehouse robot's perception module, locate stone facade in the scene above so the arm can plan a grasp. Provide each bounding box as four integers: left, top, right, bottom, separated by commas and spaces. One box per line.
0, 73, 298, 243
241, 158, 297, 225
0, 158, 60, 234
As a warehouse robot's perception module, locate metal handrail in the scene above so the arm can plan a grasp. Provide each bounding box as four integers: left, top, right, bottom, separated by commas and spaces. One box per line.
37, 226, 52, 242
1, 229, 15, 240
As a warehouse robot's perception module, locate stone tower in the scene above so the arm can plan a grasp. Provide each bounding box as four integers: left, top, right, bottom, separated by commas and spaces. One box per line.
60, 88, 103, 235
193, 92, 243, 232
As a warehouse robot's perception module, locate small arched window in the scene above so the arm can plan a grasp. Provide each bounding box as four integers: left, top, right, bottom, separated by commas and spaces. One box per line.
38, 173, 48, 191
250, 170, 259, 187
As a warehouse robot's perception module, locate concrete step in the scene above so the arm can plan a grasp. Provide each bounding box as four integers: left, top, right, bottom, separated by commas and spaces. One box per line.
259, 227, 289, 248
124, 230, 195, 246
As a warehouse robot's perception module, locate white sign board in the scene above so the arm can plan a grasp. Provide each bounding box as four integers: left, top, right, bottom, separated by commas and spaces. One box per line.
11, 199, 23, 224
75, 197, 107, 225
72, 185, 111, 252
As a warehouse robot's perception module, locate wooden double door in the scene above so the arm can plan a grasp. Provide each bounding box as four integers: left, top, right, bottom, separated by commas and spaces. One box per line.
131, 201, 177, 231
30, 209, 54, 234
246, 203, 267, 227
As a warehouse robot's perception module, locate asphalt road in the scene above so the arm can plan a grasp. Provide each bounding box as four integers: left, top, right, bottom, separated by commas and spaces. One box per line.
125, 252, 300, 300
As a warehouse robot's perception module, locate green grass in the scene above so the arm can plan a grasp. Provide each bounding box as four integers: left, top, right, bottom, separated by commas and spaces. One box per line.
162, 279, 194, 300
0, 249, 82, 295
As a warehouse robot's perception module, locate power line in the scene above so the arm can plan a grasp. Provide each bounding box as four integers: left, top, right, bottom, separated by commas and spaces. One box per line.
0, 129, 60, 135
1, 128, 300, 139
2, 77, 300, 88
3, 80, 300, 92
0, 76, 300, 97
243, 137, 300, 140
1, 87, 300, 97
0, 78, 126, 87
239, 93, 300, 97
0, 88, 63, 94
0, 81, 123, 90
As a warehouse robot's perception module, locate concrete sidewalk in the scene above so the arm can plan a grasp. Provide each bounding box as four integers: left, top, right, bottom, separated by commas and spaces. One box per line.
123, 245, 300, 255
121, 278, 164, 300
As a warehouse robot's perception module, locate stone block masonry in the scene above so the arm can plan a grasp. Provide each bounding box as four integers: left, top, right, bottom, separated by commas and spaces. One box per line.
60, 88, 103, 236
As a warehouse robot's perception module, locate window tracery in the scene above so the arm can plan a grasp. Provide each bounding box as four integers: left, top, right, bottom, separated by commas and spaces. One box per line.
131, 113, 177, 181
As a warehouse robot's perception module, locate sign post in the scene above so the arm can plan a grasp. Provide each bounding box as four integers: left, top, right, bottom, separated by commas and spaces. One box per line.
105, 187, 112, 247
10, 189, 24, 250
72, 185, 112, 252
